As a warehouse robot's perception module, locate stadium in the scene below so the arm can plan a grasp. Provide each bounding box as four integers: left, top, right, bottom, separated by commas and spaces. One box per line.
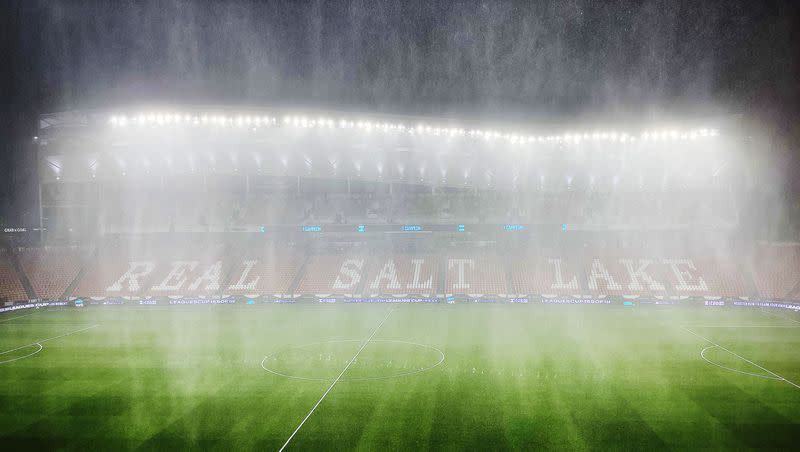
2, 1, 800, 450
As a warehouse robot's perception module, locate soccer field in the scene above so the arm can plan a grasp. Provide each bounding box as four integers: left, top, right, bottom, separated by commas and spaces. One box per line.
1, 304, 799, 450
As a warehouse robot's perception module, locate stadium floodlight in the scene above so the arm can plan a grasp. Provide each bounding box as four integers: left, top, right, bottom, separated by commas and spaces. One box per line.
104, 109, 721, 147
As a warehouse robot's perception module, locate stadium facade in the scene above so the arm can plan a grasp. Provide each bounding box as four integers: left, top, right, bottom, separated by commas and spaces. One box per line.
1, 106, 798, 308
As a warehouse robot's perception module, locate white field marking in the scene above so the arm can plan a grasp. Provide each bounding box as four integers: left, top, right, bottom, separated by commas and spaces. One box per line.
700, 345, 781, 380
279, 309, 394, 452
683, 327, 800, 390
759, 308, 800, 325
686, 325, 800, 328
0, 312, 38, 323
261, 339, 445, 381
0, 324, 100, 357
0, 343, 43, 364
0, 323, 95, 327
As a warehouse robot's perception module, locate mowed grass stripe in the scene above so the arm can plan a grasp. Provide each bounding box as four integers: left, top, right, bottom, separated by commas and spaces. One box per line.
0, 305, 799, 450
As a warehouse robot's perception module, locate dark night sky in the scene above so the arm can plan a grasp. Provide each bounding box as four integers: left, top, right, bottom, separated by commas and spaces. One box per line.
1, 0, 799, 221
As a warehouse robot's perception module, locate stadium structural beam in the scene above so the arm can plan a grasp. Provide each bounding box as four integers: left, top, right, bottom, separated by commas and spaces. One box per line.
38, 183, 43, 242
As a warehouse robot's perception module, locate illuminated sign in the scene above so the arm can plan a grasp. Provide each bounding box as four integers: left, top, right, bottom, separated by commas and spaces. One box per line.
503, 224, 525, 231
457, 224, 465, 232
302, 226, 322, 232
401, 225, 422, 232
357, 224, 365, 233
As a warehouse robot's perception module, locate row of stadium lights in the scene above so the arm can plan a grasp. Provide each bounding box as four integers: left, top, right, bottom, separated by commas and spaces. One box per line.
108, 113, 720, 144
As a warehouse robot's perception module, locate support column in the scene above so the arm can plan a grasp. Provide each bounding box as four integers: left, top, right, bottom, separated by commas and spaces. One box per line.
38, 183, 44, 242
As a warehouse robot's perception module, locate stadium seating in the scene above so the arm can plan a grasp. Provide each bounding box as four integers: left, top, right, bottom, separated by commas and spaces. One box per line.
752, 243, 800, 299
444, 254, 507, 295
511, 257, 583, 295
509, 254, 749, 298
361, 255, 439, 295
225, 244, 303, 295
295, 254, 369, 294
74, 236, 230, 297
18, 247, 84, 300
7, 238, 800, 301
74, 238, 165, 297
679, 258, 748, 298
0, 250, 27, 302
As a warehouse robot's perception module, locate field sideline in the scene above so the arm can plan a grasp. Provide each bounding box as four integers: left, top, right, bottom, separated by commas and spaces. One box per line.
0, 304, 799, 450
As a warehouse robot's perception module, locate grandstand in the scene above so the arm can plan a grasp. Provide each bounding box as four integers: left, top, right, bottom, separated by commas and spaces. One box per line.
0, 107, 791, 303
1, 233, 798, 302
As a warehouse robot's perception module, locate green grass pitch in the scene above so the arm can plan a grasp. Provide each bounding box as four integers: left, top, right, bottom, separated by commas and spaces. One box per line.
1, 304, 799, 450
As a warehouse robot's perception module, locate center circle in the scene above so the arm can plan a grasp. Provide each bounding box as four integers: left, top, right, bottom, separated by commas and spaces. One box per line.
261, 339, 445, 381
0, 343, 43, 365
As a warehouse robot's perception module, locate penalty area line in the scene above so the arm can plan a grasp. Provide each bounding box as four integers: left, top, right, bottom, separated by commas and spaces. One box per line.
683, 327, 800, 390
279, 308, 395, 452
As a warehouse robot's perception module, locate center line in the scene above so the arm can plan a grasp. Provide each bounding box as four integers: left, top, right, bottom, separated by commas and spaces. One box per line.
279, 308, 394, 452
683, 327, 800, 390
